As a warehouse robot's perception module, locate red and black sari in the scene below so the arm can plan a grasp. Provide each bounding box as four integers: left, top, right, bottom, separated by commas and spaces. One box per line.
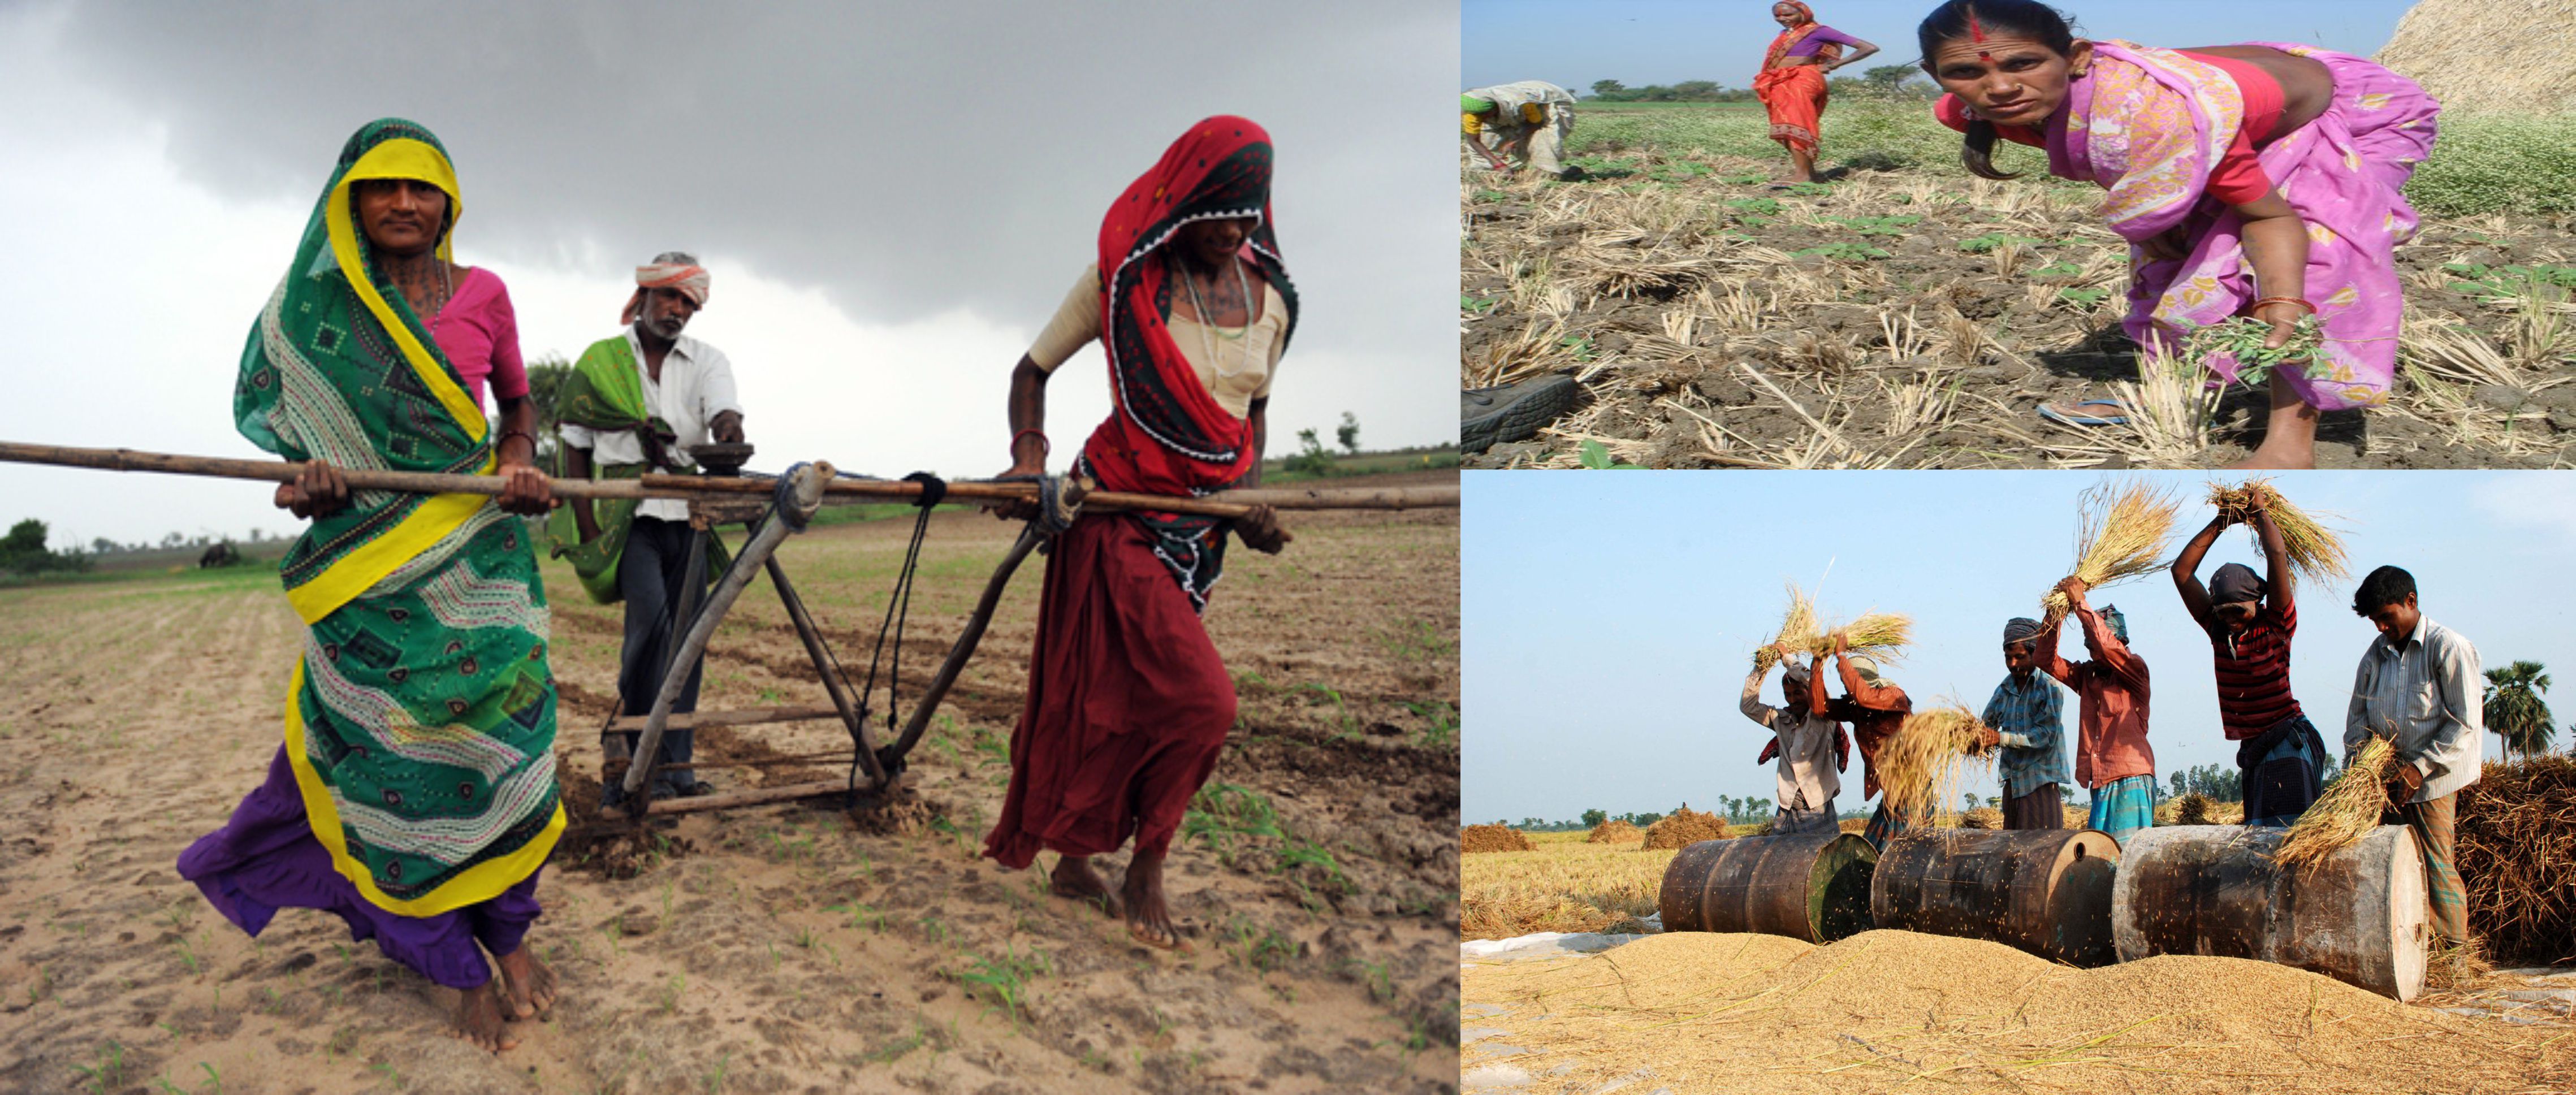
984, 117, 1296, 872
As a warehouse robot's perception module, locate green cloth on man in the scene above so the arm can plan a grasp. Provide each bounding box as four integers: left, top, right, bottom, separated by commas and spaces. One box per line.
543, 334, 725, 603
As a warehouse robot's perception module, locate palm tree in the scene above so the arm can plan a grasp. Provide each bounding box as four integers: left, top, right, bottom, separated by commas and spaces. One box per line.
2483, 660, 2556, 763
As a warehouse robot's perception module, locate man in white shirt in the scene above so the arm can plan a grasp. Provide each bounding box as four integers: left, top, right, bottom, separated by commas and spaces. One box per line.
1741, 650, 1843, 834
2346, 564, 2481, 947
557, 252, 743, 806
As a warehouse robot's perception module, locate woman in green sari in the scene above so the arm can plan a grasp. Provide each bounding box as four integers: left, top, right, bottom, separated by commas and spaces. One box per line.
180, 118, 563, 1053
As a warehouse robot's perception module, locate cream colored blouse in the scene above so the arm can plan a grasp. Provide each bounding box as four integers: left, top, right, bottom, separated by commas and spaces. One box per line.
1027, 264, 1288, 419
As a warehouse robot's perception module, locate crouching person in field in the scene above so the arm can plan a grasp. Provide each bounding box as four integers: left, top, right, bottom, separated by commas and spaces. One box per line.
2035, 579, 2156, 841
1983, 618, 2071, 830
1806, 634, 1913, 850
1744, 648, 1846, 834
2346, 565, 2480, 947
1462, 81, 1579, 180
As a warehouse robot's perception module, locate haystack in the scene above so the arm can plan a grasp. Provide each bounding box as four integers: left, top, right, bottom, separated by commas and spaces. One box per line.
2455, 756, 2576, 964
1644, 807, 1728, 850
1587, 819, 1645, 843
1462, 824, 1535, 853
2380, 0, 2576, 115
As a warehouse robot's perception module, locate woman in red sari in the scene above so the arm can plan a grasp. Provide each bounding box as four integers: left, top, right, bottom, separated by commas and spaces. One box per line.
984, 116, 1294, 950
1756, 2, 1881, 185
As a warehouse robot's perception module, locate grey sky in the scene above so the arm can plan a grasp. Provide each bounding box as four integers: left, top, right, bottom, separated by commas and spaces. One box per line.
2, 0, 1459, 547
1464, 471, 2576, 825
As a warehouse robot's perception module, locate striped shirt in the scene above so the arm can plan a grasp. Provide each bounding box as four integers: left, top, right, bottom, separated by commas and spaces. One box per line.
1983, 669, 2071, 799
2209, 601, 2302, 741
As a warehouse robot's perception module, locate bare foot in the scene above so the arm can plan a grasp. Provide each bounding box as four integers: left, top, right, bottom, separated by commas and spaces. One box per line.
2229, 446, 2316, 470
1120, 851, 1189, 951
494, 946, 557, 1020
452, 980, 520, 1053
1050, 854, 1122, 917
2234, 377, 2320, 469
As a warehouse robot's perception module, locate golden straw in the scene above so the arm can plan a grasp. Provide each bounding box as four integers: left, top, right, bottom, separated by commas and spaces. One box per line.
1875, 704, 1995, 831
1752, 582, 1821, 673
2207, 477, 2351, 587
2039, 481, 2179, 630
2274, 736, 2398, 872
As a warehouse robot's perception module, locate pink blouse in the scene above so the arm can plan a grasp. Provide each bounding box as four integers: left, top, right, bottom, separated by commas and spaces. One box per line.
428, 267, 528, 410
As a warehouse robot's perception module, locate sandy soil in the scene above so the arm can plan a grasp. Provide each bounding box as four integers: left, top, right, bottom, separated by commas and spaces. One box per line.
1461, 159, 2576, 469
0, 479, 1458, 1094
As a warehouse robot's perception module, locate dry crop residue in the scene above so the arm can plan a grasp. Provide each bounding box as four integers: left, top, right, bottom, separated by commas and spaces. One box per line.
1462, 929, 2576, 1094
1584, 820, 1643, 843
1462, 161, 2576, 469
1640, 807, 1726, 850
1461, 824, 1535, 854
0, 479, 1458, 1095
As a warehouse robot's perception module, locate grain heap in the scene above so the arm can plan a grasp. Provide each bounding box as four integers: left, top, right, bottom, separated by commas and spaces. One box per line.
1462, 824, 1536, 854
2379, 0, 2576, 114
1460, 929, 2576, 1093
1585, 819, 1645, 843
1643, 806, 1728, 850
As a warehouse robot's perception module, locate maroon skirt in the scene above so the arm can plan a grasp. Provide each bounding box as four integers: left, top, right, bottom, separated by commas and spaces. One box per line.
982, 515, 1235, 869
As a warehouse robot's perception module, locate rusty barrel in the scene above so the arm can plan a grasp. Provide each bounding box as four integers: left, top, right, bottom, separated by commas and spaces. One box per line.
1869, 828, 2121, 967
1657, 831, 1877, 942
2112, 825, 2428, 1001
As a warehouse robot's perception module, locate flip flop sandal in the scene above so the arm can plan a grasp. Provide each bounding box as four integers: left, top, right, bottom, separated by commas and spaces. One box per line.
2038, 399, 2134, 428
1462, 375, 1580, 453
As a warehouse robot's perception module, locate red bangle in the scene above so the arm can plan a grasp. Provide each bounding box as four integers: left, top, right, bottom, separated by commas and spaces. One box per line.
1010, 428, 1049, 458
2251, 296, 2316, 316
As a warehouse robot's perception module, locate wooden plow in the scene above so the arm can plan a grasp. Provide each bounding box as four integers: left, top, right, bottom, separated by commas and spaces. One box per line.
0, 440, 1458, 822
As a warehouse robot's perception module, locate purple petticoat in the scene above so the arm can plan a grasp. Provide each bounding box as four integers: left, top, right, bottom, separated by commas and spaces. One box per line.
176, 746, 542, 990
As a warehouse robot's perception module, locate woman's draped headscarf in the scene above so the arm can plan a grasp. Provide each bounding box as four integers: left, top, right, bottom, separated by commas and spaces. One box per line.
1084, 115, 1298, 499
232, 118, 496, 625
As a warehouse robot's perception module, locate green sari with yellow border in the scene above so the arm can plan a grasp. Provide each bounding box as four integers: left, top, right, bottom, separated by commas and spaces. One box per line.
232, 118, 561, 917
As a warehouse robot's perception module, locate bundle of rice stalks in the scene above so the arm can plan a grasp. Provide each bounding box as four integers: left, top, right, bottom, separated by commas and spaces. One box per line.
1876, 705, 1996, 830
2272, 736, 2398, 872
2207, 477, 2352, 586
1750, 582, 1820, 673
2172, 791, 2213, 826
1811, 612, 1914, 664
1587, 819, 1645, 843
2039, 481, 2180, 630
1462, 824, 1536, 854
2454, 756, 2576, 966
1643, 807, 1729, 850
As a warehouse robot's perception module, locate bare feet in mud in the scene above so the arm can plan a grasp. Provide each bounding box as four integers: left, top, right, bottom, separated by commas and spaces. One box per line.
1050, 854, 1122, 917
1121, 851, 1189, 951
495, 946, 557, 1020
454, 981, 519, 1052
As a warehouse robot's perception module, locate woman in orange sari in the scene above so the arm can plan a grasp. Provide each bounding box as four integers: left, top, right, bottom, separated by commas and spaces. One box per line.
1755, 2, 1880, 185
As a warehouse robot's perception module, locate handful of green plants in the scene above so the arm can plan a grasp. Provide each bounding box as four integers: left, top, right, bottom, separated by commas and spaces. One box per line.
2181, 314, 2323, 389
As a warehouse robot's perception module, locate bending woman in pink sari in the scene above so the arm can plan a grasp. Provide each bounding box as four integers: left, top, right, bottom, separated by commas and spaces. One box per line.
1920, 0, 2438, 468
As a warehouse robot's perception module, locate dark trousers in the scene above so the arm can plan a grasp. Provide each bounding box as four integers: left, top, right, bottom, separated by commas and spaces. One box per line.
609, 516, 706, 798
2238, 713, 2327, 827
2003, 783, 2067, 830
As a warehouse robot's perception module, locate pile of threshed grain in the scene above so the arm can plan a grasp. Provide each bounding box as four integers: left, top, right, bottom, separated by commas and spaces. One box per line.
2039, 481, 2179, 630
1643, 807, 1728, 850
1460, 929, 2576, 1093
1586, 819, 1645, 843
1462, 824, 1536, 854
2455, 756, 2576, 965
2380, 0, 2576, 114
2208, 478, 2350, 586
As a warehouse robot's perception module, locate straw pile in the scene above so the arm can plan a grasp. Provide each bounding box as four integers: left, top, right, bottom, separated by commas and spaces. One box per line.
2454, 756, 2576, 964
1462, 824, 1536, 854
2274, 737, 2398, 872
1643, 807, 1729, 850
1875, 705, 1995, 830
1812, 612, 1913, 663
2380, 0, 2576, 114
2173, 791, 2212, 826
2208, 478, 2350, 586
1585, 819, 1644, 843
1750, 582, 1819, 673
2039, 481, 2179, 630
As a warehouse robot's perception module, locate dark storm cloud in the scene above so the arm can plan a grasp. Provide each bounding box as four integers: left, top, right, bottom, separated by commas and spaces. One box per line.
55, 0, 1457, 349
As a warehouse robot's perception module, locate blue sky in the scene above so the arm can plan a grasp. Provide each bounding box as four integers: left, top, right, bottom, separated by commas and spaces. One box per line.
1466, 0, 2417, 92
1462, 471, 2576, 824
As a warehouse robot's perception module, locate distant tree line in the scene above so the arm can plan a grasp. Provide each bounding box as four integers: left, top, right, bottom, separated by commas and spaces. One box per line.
1583, 67, 1937, 105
